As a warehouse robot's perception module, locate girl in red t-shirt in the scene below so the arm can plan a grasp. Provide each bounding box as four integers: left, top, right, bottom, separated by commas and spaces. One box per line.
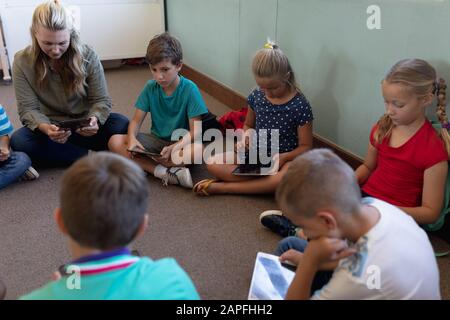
259, 59, 450, 241
356, 59, 450, 225
260, 59, 450, 241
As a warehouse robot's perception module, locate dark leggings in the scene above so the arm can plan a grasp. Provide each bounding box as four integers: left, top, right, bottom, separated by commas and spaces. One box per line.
361, 190, 373, 198
428, 216, 450, 243
275, 237, 333, 296
11, 113, 128, 168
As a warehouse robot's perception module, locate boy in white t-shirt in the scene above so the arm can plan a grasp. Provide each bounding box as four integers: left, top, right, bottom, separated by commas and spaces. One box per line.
275, 149, 440, 300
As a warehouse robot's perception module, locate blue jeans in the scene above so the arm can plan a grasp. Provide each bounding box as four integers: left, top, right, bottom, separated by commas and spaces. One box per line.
0, 151, 31, 189
275, 236, 333, 296
10, 113, 129, 167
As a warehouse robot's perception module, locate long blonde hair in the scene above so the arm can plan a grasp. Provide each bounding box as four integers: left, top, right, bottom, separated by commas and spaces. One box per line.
252, 40, 300, 93
374, 59, 450, 157
30, 0, 86, 96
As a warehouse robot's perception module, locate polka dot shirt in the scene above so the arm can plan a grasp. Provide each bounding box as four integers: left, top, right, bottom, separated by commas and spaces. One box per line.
247, 89, 314, 154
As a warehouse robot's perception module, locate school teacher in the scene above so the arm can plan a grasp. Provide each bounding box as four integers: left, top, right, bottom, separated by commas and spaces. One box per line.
11, 0, 128, 167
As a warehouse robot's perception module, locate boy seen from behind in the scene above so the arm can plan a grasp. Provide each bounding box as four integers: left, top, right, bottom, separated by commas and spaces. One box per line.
21, 152, 199, 300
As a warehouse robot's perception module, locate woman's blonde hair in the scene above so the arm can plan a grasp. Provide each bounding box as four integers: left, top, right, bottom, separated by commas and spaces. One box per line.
374, 59, 450, 157
252, 40, 300, 93
30, 0, 86, 96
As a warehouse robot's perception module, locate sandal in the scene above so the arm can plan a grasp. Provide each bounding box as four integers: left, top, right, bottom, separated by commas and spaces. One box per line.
193, 179, 217, 196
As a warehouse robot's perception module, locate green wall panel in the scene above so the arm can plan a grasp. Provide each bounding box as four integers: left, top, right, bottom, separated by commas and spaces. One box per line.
167, 0, 450, 157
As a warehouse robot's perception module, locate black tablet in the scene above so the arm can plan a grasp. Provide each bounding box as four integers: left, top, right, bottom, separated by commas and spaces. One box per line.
232, 164, 267, 176
127, 147, 162, 158
56, 118, 91, 130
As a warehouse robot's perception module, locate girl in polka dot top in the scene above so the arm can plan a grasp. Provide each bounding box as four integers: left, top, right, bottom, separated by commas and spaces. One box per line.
194, 40, 314, 195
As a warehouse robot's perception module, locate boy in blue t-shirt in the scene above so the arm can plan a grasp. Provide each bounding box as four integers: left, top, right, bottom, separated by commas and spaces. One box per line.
0, 104, 38, 189
109, 32, 208, 188
21, 152, 200, 300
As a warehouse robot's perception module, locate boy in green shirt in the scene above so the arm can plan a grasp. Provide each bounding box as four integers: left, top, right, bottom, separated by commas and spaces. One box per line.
109, 32, 209, 188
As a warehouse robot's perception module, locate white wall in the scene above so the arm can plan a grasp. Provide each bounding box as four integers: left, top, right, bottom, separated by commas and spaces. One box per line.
0, 0, 165, 66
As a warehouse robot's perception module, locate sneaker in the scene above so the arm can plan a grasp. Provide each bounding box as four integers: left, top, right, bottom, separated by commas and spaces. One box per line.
161, 167, 193, 188
259, 210, 298, 237
20, 166, 39, 181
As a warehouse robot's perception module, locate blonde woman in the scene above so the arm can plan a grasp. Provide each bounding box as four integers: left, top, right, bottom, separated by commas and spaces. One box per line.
11, 0, 128, 167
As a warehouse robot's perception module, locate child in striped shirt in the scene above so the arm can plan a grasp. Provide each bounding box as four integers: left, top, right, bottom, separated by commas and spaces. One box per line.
0, 104, 38, 189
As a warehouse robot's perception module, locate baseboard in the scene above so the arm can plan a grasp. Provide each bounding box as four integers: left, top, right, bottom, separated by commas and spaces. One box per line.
181, 64, 364, 169
181, 64, 247, 110
313, 135, 364, 169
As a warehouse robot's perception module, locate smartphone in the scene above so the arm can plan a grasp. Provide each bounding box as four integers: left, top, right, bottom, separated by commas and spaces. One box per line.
127, 147, 162, 158
55, 118, 91, 130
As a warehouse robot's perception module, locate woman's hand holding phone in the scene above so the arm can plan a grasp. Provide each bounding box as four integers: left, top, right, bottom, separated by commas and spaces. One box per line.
39, 123, 71, 144
76, 116, 99, 137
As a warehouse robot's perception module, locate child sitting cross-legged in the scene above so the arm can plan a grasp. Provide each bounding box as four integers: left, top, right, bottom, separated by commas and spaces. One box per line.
109, 32, 209, 188
193, 40, 313, 195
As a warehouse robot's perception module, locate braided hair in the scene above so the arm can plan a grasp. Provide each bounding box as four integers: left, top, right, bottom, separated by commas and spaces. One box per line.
436, 78, 450, 156
374, 59, 450, 157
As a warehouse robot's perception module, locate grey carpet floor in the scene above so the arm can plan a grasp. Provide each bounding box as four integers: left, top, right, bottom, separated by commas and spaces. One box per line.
0, 64, 448, 300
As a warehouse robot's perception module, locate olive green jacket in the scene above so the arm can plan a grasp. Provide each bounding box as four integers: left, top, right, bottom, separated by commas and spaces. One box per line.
13, 45, 111, 131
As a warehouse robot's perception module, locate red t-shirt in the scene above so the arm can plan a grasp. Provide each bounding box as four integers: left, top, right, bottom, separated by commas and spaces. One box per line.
362, 120, 448, 207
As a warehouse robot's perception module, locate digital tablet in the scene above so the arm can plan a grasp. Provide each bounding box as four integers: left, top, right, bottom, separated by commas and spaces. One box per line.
232, 164, 271, 176
248, 252, 295, 300
127, 147, 162, 158
56, 118, 91, 130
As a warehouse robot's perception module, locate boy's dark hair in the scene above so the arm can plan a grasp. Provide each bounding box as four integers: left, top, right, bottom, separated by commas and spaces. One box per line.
146, 32, 183, 66
59, 152, 149, 250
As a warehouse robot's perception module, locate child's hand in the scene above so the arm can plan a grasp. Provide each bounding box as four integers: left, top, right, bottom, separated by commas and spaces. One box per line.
51, 270, 62, 282
303, 237, 357, 271
154, 144, 178, 167
0, 147, 10, 161
234, 139, 249, 153
127, 137, 146, 158
160, 144, 175, 161
279, 249, 304, 267
76, 116, 99, 137
264, 153, 281, 175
